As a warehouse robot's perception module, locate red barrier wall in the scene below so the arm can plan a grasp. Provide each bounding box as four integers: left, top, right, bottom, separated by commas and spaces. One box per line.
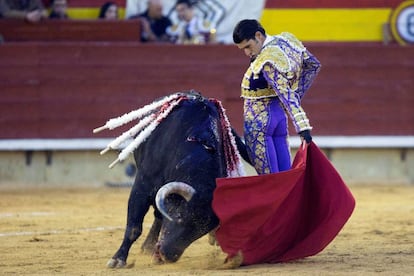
0, 19, 141, 42
1, 42, 413, 139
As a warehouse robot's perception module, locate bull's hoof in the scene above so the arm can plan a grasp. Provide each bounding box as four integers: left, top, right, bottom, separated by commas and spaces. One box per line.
107, 258, 126, 268
221, 251, 243, 269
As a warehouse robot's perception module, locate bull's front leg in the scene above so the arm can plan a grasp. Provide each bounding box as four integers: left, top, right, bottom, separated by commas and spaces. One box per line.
107, 186, 150, 269
141, 214, 162, 254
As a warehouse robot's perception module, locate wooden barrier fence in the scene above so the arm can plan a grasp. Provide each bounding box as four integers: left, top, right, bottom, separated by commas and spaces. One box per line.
1, 41, 413, 139
0, 19, 141, 42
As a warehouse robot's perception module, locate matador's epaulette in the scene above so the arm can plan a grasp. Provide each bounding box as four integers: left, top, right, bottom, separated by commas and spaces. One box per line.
250, 32, 306, 77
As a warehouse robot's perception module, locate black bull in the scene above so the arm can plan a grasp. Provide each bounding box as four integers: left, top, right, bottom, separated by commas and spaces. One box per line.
107, 92, 250, 268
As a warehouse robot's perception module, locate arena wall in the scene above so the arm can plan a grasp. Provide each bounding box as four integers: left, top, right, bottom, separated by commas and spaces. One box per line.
0, 39, 413, 186
0, 142, 413, 187
1, 0, 413, 186
1, 42, 413, 138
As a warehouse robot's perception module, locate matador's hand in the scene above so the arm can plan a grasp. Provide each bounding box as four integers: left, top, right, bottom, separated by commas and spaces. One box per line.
299, 130, 312, 144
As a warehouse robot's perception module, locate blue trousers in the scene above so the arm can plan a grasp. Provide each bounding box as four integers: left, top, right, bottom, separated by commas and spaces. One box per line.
244, 97, 291, 174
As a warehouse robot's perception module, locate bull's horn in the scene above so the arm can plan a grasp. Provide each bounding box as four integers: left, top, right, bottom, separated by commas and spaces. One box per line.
155, 182, 196, 222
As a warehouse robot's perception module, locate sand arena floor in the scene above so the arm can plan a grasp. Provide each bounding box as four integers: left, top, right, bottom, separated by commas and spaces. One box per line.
0, 184, 413, 275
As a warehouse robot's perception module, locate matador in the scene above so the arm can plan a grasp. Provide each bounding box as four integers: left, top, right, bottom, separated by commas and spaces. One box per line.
233, 19, 321, 174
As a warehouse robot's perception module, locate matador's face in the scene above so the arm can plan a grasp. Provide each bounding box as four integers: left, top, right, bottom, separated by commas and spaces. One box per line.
236, 31, 266, 62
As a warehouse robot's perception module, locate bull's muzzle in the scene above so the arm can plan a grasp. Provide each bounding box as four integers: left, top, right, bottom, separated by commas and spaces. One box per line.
152, 242, 182, 264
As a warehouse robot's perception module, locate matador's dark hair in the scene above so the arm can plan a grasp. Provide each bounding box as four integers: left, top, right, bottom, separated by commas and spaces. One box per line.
233, 19, 266, 44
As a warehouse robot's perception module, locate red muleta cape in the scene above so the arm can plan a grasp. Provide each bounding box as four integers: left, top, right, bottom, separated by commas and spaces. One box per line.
212, 141, 355, 265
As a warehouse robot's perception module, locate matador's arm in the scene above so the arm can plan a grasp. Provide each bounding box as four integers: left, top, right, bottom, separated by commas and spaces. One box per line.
297, 50, 321, 98
262, 64, 312, 133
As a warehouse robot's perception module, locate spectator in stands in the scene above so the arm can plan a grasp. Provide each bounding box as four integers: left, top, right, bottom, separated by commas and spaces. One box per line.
0, 0, 48, 23
48, 0, 69, 19
166, 0, 215, 44
98, 1, 119, 20
129, 0, 172, 42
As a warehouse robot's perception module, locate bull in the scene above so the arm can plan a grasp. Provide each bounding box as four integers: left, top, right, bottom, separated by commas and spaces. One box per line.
94, 91, 249, 267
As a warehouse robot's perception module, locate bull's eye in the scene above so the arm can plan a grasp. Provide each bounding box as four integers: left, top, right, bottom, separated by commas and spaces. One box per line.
187, 136, 216, 153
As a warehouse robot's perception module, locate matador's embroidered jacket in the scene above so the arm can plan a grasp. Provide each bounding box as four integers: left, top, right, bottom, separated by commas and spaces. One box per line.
241, 32, 321, 133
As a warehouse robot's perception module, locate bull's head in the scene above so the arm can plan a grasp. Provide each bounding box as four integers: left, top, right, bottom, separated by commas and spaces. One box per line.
154, 181, 218, 263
